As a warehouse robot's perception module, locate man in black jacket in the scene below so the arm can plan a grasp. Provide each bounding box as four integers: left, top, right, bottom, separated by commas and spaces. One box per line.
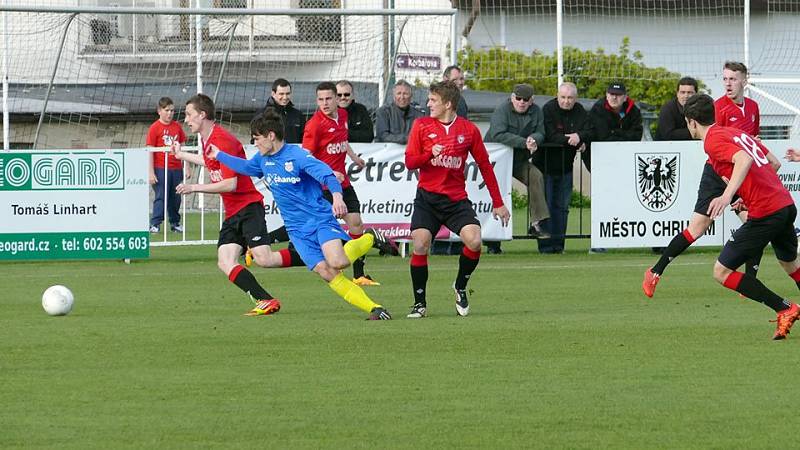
539, 82, 594, 254
590, 82, 643, 147
336, 79, 374, 143
654, 77, 698, 141
253, 78, 306, 143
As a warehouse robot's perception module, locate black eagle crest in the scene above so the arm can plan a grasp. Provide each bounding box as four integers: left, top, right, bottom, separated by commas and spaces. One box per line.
637, 155, 678, 211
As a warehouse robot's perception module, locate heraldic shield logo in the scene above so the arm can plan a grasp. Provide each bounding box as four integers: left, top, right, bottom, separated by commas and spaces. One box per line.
636, 153, 679, 212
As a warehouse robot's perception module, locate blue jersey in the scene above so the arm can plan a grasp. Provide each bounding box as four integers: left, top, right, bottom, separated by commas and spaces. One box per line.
216, 143, 343, 234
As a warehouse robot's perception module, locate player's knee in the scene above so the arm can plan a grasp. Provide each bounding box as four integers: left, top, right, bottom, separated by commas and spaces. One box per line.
463, 236, 482, 252
712, 263, 730, 284
218, 259, 234, 274
688, 215, 712, 238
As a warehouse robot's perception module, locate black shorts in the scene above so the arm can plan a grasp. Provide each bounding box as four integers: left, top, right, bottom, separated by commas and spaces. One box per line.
410, 188, 480, 235
718, 204, 798, 269
694, 163, 740, 215
322, 186, 361, 214
218, 202, 270, 249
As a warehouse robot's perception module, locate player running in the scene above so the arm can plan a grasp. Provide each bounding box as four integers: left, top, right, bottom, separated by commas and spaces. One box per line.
404, 81, 510, 318
208, 109, 392, 320
684, 94, 800, 339
173, 94, 297, 316
643, 61, 775, 297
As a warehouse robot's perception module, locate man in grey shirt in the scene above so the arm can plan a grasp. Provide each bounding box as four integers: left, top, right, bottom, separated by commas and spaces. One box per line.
375, 80, 426, 144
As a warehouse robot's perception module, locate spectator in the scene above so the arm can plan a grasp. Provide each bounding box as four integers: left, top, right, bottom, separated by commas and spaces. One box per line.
443, 65, 469, 118
539, 82, 594, 254
336, 79, 374, 143
485, 83, 551, 245
375, 80, 426, 144
590, 82, 643, 147
254, 78, 306, 143
655, 77, 698, 141
146, 96, 187, 234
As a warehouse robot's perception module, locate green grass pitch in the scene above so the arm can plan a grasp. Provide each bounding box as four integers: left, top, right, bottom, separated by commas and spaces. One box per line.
3, 224, 800, 448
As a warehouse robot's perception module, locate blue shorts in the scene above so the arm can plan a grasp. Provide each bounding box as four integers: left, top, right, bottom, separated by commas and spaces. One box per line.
287, 217, 351, 271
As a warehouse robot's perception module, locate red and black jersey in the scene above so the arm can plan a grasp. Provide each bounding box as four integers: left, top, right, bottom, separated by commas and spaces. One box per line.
405, 116, 504, 208
714, 95, 760, 136
704, 125, 791, 219
303, 108, 351, 189
146, 120, 186, 169
200, 125, 262, 219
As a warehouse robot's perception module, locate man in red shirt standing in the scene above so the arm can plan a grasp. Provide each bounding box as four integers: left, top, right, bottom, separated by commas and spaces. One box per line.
685, 93, 800, 339
303, 81, 389, 287
404, 81, 510, 318
173, 94, 294, 317
146, 97, 187, 234
643, 61, 771, 297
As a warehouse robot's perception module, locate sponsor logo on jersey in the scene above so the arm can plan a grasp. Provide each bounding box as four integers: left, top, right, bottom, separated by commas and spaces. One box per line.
264, 173, 301, 185
326, 141, 349, 154
328, 127, 336, 133
636, 153, 679, 212
427, 133, 437, 139
430, 154, 463, 169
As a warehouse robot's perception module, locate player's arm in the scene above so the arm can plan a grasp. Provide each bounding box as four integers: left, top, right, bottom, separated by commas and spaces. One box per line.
172, 142, 205, 166
708, 150, 753, 218
765, 150, 781, 172
786, 148, 800, 162
212, 145, 264, 177
346, 143, 365, 168
176, 177, 237, 195
404, 121, 434, 169
299, 155, 347, 217
469, 129, 510, 226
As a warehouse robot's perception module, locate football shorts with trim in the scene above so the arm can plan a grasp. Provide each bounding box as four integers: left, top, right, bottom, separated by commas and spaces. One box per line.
287, 217, 351, 271
410, 188, 481, 235
218, 202, 271, 249
718, 205, 798, 270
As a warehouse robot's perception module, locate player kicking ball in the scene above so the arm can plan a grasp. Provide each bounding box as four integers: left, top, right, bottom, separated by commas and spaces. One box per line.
207, 109, 392, 320
684, 94, 800, 339
404, 81, 510, 318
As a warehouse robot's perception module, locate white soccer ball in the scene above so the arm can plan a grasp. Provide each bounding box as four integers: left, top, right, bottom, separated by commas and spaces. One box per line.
42, 285, 74, 316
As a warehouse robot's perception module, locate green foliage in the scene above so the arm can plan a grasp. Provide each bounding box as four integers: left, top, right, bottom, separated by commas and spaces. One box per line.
459, 37, 705, 111
511, 189, 591, 209
511, 189, 529, 210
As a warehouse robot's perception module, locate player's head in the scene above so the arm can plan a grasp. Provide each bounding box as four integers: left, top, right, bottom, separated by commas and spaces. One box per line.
157, 96, 175, 124
557, 82, 578, 111
251, 108, 285, 155
184, 94, 215, 133
510, 84, 534, 113
271, 78, 293, 106
427, 80, 460, 121
393, 80, 413, 109
443, 65, 465, 90
676, 77, 698, 106
722, 61, 748, 102
605, 82, 627, 112
336, 80, 354, 108
315, 81, 338, 118
683, 93, 715, 139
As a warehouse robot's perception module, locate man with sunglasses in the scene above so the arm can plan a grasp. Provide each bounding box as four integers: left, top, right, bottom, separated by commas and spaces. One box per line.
335, 80, 374, 143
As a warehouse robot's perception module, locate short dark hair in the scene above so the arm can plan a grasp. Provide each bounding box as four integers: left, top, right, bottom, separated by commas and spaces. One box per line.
158, 96, 174, 109
683, 93, 715, 126
677, 77, 698, 92
443, 65, 462, 80
316, 81, 337, 94
272, 78, 292, 92
186, 93, 215, 121
430, 81, 461, 112
251, 108, 285, 141
724, 61, 748, 76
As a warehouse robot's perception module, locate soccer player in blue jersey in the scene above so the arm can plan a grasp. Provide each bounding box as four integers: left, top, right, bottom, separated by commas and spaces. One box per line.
206, 109, 392, 320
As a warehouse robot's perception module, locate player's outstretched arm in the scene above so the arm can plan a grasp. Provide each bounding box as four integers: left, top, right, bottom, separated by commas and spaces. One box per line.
172, 142, 205, 166
176, 177, 237, 195
786, 148, 800, 162
301, 154, 344, 193
214, 149, 263, 177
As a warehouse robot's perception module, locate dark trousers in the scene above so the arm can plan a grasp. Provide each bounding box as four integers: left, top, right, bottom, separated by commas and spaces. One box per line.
538, 171, 572, 253
151, 167, 183, 227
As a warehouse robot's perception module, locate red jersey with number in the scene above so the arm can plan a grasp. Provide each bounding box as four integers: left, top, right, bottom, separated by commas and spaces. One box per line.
405, 116, 504, 207
704, 125, 791, 219
201, 125, 262, 218
714, 95, 760, 136
303, 108, 351, 189
146, 120, 186, 169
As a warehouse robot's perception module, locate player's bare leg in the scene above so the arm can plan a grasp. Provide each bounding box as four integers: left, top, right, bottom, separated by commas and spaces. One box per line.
453, 224, 483, 317
218, 243, 281, 316
644, 212, 712, 297
407, 228, 433, 318
316, 239, 390, 319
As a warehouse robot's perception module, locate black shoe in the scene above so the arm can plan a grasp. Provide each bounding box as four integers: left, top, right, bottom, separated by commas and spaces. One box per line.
365, 227, 399, 256
528, 223, 551, 239
453, 284, 469, 317
367, 307, 392, 320
406, 303, 427, 319
486, 242, 503, 254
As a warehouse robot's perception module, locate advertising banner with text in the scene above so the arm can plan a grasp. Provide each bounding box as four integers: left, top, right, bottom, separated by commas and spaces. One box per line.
591, 139, 800, 248
0, 149, 150, 260
248, 143, 513, 241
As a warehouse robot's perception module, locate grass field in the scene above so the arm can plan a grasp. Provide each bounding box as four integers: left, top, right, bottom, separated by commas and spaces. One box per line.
3, 211, 800, 449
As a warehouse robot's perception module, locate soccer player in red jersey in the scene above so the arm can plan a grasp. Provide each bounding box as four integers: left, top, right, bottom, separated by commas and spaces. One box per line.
404, 81, 510, 318
643, 62, 774, 297
684, 94, 800, 339
303, 81, 387, 287
172, 94, 295, 316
